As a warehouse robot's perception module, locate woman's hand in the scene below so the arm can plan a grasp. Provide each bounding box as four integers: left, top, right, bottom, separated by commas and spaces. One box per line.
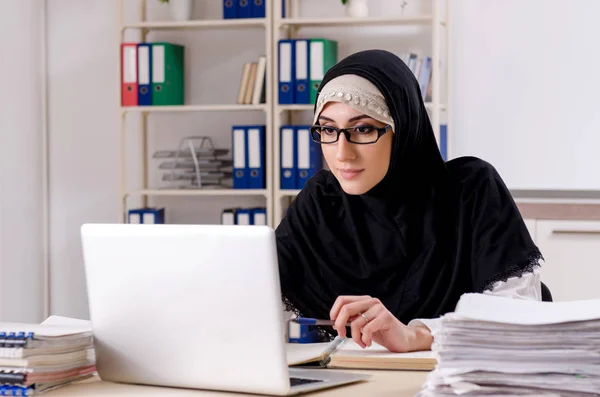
329, 295, 433, 353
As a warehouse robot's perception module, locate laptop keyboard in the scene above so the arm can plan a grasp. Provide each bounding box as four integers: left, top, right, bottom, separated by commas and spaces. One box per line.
290, 377, 324, 387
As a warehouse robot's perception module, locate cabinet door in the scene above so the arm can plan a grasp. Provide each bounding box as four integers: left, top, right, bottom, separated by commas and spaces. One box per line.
535, 220, 600, 301
523, 218, 536, 242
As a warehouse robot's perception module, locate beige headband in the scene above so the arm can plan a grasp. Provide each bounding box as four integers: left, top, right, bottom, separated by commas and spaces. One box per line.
313, 74, 395, 133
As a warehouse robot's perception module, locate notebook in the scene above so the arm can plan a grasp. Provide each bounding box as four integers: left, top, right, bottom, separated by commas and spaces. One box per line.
0, 322, 93, 359
0, 320, 96, 395
286, 338, 437, 371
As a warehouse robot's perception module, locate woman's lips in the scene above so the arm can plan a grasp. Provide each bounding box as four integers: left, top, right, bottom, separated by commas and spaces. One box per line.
338, 169, 364, 180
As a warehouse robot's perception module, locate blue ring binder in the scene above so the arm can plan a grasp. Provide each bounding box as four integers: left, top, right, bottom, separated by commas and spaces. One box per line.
0, 385, 30, 396
0, 331, 34, 348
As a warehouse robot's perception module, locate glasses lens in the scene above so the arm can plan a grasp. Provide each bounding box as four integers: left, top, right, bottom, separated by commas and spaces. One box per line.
348, 126, 379, 143
312, 126, 339, 143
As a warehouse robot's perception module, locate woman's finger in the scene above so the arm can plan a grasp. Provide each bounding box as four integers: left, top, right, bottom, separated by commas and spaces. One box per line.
334, 298, 382, 336
350, 314, 368, 348
329, 295, 371, 321
360, 306, 386, 347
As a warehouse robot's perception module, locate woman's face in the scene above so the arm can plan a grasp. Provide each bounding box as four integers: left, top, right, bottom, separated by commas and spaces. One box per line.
318, 102, 393, 195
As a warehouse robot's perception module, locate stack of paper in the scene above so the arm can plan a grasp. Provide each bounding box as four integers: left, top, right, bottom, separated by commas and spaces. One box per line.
418, 293, 600, 397
0, 317, 96, 395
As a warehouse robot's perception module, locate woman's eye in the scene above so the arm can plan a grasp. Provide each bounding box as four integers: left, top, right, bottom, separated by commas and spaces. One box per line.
322, 127, 337, 135
355, 126, 375, 134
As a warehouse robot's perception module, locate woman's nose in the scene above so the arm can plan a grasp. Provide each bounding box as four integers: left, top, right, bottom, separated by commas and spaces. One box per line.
336, 133, 357, 162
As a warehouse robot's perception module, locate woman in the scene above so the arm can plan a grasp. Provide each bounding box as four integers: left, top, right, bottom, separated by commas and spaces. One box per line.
275, 49, 543, 353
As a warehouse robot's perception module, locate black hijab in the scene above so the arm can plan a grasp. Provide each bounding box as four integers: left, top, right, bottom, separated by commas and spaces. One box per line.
275, 49, 542, 336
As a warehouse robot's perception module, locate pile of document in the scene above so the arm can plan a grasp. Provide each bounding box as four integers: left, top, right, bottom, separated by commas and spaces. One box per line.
0, 317, 96, 395
418, 293, 600, 397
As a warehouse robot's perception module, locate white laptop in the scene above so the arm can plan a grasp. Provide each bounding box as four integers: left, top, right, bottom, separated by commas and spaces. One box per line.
80, 223, 369, 395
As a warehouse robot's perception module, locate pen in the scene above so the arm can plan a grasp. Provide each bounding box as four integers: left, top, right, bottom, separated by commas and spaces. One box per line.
290, 317, 351, 327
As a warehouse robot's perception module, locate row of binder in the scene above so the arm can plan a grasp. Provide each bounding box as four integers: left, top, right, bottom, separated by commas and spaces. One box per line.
278, 38, 338, 105
221, 207, 267, 225
232, 125, 266, 189
128, 208, 166, 224
280, 125, 322, 190
121, 42, 184, 107
401, 52, 433, 101
223, 0, 265, 19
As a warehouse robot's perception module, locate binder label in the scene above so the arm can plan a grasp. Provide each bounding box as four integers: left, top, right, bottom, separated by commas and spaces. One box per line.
297, 128, 310, 169
296, 41, 308, 80
152, 45, 165, 83
282, 128, 294, 169
310, 41, 325, 80
123, 46, 137, 83
138, 46, 150, 85
233, 128, 246, 170
248, 128, 261, 169
280, 42, 292, 83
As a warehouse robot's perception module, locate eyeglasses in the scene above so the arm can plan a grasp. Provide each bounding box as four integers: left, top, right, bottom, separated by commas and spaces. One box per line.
310, 124, 391, 145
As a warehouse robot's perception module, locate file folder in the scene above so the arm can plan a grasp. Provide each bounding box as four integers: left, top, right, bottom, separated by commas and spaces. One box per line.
128, 208, 165, 224
221, 208, 236, 225
309, 39, 338, 104
418, 57, 431, 98
251, 208, 267, 225
233, 126, 248, 189
288, 323, 320, 343
128, 209, 141, 224
294, 39, 310, 104
280, 126, 296, 190
236, 208, 252, 225
223, 0, 236, 18
137, 43, 152, 106
237, 0, 252, 18
246, 125, 266, 189
143, 208, 165, 224
439, 124, 448, 161
278, 40, 295, 104
296, 125, 322, 189
252, 0, 266, 18
121, 43, 138, 106
151, 42, 184, 106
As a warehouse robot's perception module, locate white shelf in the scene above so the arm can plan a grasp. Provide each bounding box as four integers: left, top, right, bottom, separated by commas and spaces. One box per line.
277, 103, 445, 113
122, 19, 267, 30
121, 104, 268, 113
277, 16, 440, 28
127, 189, 269, 198
277, 104, 314, 112
279, 190, 301, 198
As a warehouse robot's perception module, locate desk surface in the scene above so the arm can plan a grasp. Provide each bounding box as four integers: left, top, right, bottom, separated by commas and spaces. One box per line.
45, 370, 428, 397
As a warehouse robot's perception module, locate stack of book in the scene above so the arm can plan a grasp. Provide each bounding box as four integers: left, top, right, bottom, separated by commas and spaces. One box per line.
418, 293, 600, 397
0, 319, 95, 395
237, 55, 266, 105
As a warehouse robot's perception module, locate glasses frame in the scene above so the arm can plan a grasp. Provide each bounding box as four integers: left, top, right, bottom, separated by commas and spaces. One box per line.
309, 124, 392, 145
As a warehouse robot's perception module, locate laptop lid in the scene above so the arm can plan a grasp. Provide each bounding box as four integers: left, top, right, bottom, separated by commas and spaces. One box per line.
81, 223, 292, 395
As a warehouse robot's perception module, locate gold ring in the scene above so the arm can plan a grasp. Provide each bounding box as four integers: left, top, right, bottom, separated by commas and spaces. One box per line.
360, 313, 370, 323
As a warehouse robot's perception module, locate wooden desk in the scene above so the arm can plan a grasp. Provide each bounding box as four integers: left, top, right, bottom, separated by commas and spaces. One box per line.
45, 370, 428, 396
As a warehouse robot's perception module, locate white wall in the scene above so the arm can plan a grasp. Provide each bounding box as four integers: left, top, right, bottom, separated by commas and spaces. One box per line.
43, 0, 436, 319
0, 0, 45, 322
449, 0, 600, 191
46, 0, 121, 319
37, 0, 600, 320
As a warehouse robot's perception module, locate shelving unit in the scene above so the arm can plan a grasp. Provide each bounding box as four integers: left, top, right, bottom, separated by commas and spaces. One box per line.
117, 0, 449, 229
272, 0, 450, 226
117, 0, 274, 225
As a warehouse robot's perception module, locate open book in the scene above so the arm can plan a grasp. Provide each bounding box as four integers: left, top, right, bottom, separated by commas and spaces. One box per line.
286, 338, 437, 371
